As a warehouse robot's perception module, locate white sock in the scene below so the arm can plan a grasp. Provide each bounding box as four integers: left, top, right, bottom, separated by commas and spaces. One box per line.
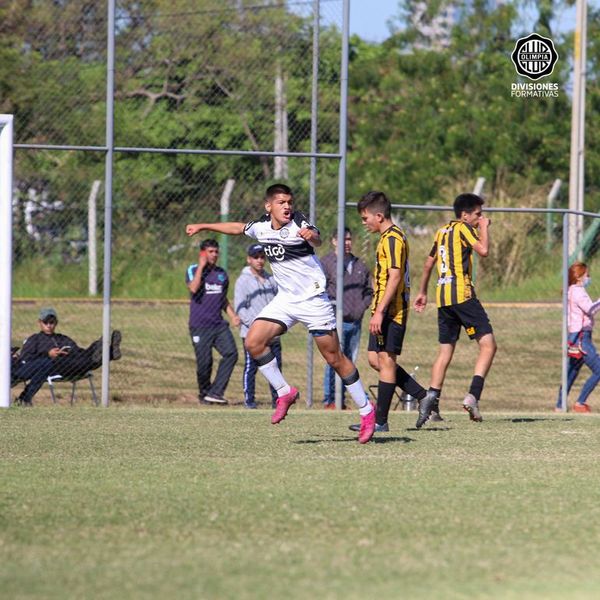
345, 379, 372, 415
258, 358, 291, 397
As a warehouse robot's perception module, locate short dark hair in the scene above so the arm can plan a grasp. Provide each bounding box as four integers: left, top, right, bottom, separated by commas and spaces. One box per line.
331, 227, 351, 240
356, 191, 391, 219
200, 239, 219, 250
454, 193, 484, 218
265, 183, 293, 200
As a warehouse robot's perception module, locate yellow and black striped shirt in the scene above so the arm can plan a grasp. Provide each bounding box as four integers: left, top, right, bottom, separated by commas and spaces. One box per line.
372, 224, 410, 325
429, 220, 479, 307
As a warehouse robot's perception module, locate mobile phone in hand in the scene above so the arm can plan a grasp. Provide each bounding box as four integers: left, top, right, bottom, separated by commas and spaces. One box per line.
60, 346, 71, 352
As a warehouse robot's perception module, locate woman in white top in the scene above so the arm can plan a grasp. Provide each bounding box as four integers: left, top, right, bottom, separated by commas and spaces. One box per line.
556, 261, 600, 412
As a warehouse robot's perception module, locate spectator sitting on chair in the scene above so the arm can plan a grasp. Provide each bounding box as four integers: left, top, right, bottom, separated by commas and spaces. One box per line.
14, 307, 122, 405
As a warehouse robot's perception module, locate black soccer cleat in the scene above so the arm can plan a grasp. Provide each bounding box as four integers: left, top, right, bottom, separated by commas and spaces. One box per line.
428, 399, 444, 422
348, 422, 389, 433
415, 390, 437, 429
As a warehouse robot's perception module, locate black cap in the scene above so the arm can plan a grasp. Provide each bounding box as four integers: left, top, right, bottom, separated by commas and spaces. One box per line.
39, 307, 58, 321
247, 243, 265, 257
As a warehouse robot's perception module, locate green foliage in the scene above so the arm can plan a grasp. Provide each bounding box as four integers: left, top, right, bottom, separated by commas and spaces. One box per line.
348, 1, 578, 205
5, 0, 600, 295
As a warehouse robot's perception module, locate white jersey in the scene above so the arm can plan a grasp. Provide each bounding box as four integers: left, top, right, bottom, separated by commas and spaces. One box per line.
244, 211, 326, 301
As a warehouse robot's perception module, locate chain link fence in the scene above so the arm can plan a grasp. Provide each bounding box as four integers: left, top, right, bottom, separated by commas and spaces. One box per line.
384, 204, 600, 415
7, 1, 600, 413
9, 0, 349, 407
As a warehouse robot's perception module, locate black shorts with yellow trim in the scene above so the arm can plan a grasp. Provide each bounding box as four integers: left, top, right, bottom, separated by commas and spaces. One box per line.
438, 298, 493, 344
367, 317, 406, 355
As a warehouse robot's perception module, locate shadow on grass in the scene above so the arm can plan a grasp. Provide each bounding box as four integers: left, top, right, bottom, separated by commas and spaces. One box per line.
405, 427, 452, 432
501, 417, 575, 423
294, 436, 416, 444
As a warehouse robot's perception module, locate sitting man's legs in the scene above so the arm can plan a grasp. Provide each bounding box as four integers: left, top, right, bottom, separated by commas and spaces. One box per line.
13, 357, 55, 406
53, 331, 122, 379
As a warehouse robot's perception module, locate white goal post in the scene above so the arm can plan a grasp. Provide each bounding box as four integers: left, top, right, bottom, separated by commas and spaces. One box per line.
0, 115, 14, 408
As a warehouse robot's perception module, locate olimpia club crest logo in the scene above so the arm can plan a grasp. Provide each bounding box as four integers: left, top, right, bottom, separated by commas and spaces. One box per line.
511, 33, 558, 80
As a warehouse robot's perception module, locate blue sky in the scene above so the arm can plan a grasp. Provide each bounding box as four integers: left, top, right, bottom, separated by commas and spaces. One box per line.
348, 1, 597, 42
349, 0, 398, 42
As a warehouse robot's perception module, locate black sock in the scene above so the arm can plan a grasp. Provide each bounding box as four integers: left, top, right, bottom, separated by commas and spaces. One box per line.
376, 381, 396, 426
396, 366, 426, 401
429, 387, 442, 411
469, 376, 485, 401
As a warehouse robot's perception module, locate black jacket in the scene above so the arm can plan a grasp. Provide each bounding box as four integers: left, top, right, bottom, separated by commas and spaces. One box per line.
19, 332, 80, 363
320, 252, 373, 323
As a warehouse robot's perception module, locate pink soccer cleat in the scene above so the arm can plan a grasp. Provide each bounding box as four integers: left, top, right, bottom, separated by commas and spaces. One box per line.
358, 403, 376, 444
271, 387, 299, 424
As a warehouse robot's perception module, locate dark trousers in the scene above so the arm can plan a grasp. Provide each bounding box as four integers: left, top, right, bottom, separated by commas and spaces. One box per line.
190, 324, 238, 399
242, 338, 282, 406
52, 340, 103, 379
12, 358, 55, 404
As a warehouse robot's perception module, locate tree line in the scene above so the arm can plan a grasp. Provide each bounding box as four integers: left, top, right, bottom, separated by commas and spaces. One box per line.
1, 1, 599, 289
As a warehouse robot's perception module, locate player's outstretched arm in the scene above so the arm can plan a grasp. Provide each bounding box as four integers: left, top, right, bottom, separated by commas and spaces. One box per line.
186, 222, 246, 237
414, 255, 436, 313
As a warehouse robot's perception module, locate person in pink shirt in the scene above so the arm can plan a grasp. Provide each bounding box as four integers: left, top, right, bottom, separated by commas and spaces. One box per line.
556, 262, 600, 412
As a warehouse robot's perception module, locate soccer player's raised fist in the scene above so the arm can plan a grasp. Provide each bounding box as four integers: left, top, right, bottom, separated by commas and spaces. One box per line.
186, 224, 203, 236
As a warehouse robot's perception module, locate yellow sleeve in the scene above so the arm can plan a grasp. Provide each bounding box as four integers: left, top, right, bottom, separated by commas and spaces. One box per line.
459, 223, 479, 247
384, 234, 405, 269
429, 238, 438, 258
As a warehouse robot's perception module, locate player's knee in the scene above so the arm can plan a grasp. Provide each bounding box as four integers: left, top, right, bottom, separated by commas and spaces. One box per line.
368, 355, 380, 371
479, 334, 496, 356
328, 351, 351, 372
244, 337, 263, 357
325, 352, 342, 369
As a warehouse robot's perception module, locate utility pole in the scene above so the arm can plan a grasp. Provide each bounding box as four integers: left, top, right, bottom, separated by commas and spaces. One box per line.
568, 0, 587, 257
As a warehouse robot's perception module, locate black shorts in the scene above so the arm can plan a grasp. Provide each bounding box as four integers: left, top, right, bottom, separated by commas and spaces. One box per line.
438, 298, 493, 344
368, 318, 406, 355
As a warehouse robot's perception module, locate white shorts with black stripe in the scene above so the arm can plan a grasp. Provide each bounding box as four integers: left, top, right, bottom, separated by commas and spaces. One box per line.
256, 293, 336, 333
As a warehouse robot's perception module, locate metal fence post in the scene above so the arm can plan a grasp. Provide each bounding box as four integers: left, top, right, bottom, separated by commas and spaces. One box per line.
561, 212, 569, 412
220, 179, 235, 271
101, 0, 116, 408
334, 0, 350, 410
88, 180, 101, 296
546, 179, 562, 251
305, 0, 320, 408
0, 115, 13, 409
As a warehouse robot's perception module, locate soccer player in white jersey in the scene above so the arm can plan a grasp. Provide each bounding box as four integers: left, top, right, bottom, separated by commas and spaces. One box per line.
186, 183, 376, 443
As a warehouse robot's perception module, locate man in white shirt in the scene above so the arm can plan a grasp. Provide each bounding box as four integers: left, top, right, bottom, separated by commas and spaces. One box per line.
186, 183, 376, 443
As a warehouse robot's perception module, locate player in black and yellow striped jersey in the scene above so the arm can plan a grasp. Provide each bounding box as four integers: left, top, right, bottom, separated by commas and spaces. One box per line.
372, 222, 410, 326
414, 193, 497, 425
351, 191, 436, 434
431, 219, 480, 307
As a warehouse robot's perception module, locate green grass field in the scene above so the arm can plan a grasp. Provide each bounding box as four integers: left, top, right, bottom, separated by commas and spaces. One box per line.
2, 407, 600, 599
